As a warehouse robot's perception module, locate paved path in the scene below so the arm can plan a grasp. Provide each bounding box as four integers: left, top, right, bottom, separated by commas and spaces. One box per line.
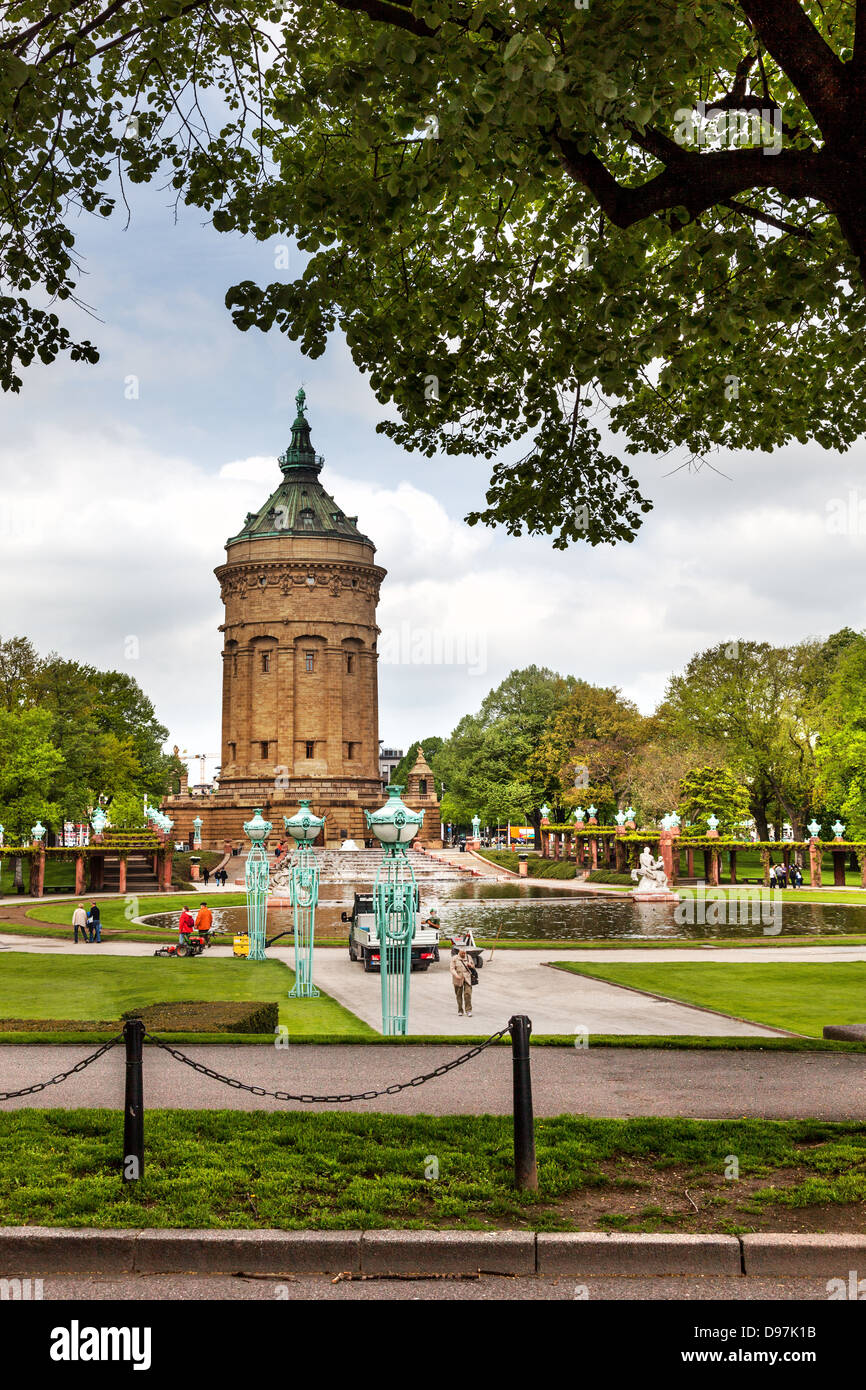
2, 1042, 865, 1117
0, 935, 787, 1036
312, 948, 786, 1037
4, 934, 866, 1036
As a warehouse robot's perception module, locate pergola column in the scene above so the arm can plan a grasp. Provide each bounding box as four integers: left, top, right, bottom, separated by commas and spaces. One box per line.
614, 831, 626, 872
729, 849, 737, 884
75, 853, 86, 894
659, 832, 675, 885
118, 855, 127, 895
686, 846, 695, 879
808, 838, 822, 888
29, 850, 45, 897
160, 848, 173, 891
589, 836, 598, 870
833, 850, 846, 887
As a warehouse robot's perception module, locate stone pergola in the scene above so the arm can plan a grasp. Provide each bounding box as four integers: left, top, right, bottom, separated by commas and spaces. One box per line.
0, 831, 173, 898
540, 823, 866, 889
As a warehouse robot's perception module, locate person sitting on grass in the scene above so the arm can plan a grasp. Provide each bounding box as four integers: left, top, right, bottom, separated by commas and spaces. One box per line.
178, 905, 195, 947
72, 903, 88, 945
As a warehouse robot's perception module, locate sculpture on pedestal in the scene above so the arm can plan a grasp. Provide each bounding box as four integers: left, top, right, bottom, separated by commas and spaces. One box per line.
631, 844, 670, 893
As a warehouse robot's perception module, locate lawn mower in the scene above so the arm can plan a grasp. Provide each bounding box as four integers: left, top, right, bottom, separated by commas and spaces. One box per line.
153, 930, 214, 958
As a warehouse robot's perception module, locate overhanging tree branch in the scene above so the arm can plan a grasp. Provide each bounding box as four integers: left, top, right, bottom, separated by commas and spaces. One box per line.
736, 0, 851, 144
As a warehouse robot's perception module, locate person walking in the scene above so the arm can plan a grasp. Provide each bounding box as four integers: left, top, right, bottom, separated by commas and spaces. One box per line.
450, 947, 474, 1018
72, 903, 88, 945
178, 905, 195, 948
202, 865, 210, 886
86, 903, 101, 943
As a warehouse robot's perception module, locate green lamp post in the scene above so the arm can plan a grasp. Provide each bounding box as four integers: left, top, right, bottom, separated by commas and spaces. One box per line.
283, 801, 325, 998
244, 808, 272, 961
365, 785, 425, 1036
192, 815, 203, 848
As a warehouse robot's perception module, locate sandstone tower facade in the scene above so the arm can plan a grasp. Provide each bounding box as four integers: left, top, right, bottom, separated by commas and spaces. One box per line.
165, 390, 386, 849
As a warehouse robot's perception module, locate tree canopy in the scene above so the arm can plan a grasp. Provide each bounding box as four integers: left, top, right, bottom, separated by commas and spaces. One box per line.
0, 635, 182, 838
3, 1, 866, 543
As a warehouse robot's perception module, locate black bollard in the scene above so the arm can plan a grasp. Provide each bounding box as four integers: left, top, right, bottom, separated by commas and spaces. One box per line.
122, 1018, 145, 1182
508, 1014, 538, 1191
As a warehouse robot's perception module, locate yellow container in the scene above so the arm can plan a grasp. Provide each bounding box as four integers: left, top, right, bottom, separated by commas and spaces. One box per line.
232, 934, 249, 958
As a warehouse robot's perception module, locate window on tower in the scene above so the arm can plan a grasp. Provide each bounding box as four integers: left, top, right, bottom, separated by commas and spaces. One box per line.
346, 653, 354, 674
304, 651, 315, 673
261, 652, 270, 673
305, 741, 315, 760
299, 508, 315, 530
260, 741, 269, 760
228, 743, 236, 762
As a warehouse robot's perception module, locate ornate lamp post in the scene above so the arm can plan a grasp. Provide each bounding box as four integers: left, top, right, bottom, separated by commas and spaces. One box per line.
832, 820, 846, 840
283, 801, 325, 998
365, 785, 424, 1036
807, 819, 821, 838
244, 808, 272, 961
615, 810, 626, 827
471, 814, 481, 841
192, 816, 203, 849
31, 820, 46, 844
706, 814, 720, 833
90, 806, 107, 837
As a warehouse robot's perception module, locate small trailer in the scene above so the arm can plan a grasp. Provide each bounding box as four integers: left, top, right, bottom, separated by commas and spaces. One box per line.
342, 892, 440, 973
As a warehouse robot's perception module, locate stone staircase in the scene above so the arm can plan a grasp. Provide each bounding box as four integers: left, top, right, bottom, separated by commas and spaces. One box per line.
102, 852, 160, 893
226, 847, 475, 887
315, 849, 470, 884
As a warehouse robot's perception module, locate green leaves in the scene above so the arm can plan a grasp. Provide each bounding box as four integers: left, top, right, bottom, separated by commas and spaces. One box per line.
3, 0, 866, 546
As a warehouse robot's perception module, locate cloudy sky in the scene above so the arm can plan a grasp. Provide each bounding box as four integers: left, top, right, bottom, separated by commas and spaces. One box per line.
2, 177, 864, 780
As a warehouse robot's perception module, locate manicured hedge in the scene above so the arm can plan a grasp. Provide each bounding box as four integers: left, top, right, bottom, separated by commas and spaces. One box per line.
586, 870, 635, 886
122, 1000, 279, 1033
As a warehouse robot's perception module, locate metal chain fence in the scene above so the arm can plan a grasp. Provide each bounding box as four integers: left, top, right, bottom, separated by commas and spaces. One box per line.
145, 1026, 511, 1103
0, 1035, 123, 1101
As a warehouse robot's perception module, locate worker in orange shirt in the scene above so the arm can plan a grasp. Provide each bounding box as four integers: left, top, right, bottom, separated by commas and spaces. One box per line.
195, 902, 213, 941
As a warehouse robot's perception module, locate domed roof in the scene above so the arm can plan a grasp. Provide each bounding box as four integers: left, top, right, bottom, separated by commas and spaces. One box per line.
226, 390, 373, 547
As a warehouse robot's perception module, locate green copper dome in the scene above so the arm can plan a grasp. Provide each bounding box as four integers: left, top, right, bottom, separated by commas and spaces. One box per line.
226, 389, 373, 547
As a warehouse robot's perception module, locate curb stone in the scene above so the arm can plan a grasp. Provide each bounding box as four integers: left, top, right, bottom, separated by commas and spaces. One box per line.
0, 1228, 863, 1277
359, 1230, 535, 1276
536, 1232, 741, 1276
741, 1233, 866, 1276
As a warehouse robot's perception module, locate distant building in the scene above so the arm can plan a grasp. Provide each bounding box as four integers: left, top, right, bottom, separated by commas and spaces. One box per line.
162, 389, 386, 848
379, 744, 403, 790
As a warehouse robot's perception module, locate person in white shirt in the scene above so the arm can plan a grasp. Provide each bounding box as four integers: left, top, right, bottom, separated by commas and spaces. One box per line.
72, 904, 89, 944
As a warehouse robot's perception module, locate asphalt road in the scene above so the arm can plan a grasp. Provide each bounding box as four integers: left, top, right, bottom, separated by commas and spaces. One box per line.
2, 1041, 865, 1117
32, 1272, 838, 1301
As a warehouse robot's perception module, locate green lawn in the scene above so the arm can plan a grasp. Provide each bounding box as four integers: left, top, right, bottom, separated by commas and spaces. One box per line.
0, 952, 373, 1037
1, 1112, 864, 1232
15, 892, 248, 943
555, 960, 866, 1037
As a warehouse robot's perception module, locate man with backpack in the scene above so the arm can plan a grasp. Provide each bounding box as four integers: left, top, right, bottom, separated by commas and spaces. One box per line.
450, 947, 476, 1018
